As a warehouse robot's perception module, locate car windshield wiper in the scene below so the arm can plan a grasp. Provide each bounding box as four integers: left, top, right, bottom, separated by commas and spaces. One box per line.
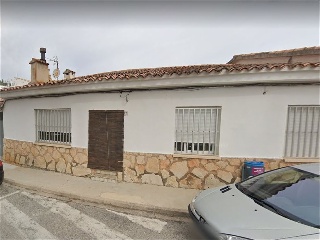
240, 190, 288, 217
250, 196, 296, 222
257, 200, 320, 229
257, 201, 288, 217
236, 186, 296, 221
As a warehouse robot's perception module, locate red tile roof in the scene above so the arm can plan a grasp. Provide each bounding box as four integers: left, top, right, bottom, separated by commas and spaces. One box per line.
228, 46, 320, 64
1, 62, 319, 92
29, 58, 49, 65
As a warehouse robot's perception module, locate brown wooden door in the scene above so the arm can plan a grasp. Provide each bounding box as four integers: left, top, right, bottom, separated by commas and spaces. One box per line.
88, 110, 124, 171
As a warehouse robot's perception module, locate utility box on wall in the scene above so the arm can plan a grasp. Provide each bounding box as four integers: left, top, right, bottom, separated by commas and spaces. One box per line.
242, 161, 265, 181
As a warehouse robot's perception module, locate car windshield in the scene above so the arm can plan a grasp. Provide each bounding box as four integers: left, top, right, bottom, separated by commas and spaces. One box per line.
237, 167, 320, 228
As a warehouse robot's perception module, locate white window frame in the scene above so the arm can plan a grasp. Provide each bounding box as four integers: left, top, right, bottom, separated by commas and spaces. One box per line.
35, 109, 71, 145
174, 107, 221, 155
284, 105, 319, 158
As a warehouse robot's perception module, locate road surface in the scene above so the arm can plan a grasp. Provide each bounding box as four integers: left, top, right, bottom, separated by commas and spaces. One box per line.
0, 184, 203, 239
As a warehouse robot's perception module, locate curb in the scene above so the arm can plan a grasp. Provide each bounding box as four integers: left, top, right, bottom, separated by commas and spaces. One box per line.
4, 178, 190, 221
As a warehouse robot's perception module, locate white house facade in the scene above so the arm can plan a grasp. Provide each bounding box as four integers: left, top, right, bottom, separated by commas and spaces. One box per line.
1, 47, 319, 189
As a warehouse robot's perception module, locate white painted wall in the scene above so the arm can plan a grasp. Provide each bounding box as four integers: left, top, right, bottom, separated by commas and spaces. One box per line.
3, 83, 320, 158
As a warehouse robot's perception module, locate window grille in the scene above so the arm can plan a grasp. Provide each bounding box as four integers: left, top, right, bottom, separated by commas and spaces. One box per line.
284, 105, 319, 158
174, 107, 221, 155
35, 109, 71, 145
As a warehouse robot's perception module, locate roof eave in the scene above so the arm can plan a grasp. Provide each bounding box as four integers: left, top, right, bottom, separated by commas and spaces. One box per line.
0, 68, 319, 100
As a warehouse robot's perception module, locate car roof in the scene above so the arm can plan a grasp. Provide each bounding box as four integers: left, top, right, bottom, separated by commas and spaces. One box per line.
292, 163, 320, 175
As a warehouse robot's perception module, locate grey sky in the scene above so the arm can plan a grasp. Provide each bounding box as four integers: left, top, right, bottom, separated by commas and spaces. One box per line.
1, 0, 319, 81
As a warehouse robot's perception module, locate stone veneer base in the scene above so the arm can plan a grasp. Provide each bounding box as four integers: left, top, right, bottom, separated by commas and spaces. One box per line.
3, 139, 92, 177
123, 152, 306, 189
3, 139, 124, 182
2, 139, 308, 190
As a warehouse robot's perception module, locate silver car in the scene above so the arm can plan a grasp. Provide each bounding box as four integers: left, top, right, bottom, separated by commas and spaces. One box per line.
189, 163, 320, 239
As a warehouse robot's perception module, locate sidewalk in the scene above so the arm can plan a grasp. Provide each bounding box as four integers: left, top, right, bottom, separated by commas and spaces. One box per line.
3, 163, 199, 219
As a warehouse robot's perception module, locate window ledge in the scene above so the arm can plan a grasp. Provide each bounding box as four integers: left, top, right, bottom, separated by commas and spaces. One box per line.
173, 154, 221, 160
34, 142, 72, 149
284, 157, 320, 163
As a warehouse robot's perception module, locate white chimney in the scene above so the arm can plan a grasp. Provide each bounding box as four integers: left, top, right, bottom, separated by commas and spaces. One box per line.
63, 69, 76, 80
29, 48, 51, 83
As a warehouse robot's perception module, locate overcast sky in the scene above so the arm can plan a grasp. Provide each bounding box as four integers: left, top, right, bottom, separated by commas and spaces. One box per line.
1, 0, 319, 81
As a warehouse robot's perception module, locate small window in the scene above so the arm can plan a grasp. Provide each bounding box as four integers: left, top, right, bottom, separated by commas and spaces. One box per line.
35, 109, 71, 145
284, 105, 320, 158
174, 107, 221, 155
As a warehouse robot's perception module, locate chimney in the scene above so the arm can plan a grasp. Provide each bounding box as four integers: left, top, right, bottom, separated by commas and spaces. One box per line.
63, 69, 76, 80
29, 48, 51, 83
40, 48, 46, 61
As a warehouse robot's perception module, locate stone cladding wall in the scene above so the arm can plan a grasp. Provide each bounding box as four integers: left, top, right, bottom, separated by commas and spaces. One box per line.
3, 139, 91, 177
3, 139, 301, 189
123, 152, 298, 189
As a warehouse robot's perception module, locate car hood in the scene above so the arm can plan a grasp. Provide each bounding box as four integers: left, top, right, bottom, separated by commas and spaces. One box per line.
194, 184, 319, 239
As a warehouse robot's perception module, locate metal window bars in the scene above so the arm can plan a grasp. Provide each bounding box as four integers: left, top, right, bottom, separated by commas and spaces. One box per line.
285, 105, 320, 158
35, 109, 71, 145
175, 107, 221, 155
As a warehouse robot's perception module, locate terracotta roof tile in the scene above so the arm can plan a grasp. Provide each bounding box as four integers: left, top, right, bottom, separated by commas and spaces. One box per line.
1, 62, 319, 92
228, 46, 320, 64
29, 58, 49, 65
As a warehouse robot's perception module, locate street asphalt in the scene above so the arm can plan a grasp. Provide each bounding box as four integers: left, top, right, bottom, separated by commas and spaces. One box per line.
1, 184, 204, 239
3, 163, 199, 220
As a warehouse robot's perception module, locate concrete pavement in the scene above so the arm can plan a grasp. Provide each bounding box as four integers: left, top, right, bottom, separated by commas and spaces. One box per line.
2, 163, 199, 219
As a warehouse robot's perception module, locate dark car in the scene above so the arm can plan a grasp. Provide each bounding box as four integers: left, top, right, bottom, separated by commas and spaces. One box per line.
0, 160, 4, 185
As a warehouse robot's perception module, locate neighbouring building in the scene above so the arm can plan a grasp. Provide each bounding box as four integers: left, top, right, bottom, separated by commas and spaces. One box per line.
63, 69, 76, 80
10, 77, 30, 87
0, 46, 319, 189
